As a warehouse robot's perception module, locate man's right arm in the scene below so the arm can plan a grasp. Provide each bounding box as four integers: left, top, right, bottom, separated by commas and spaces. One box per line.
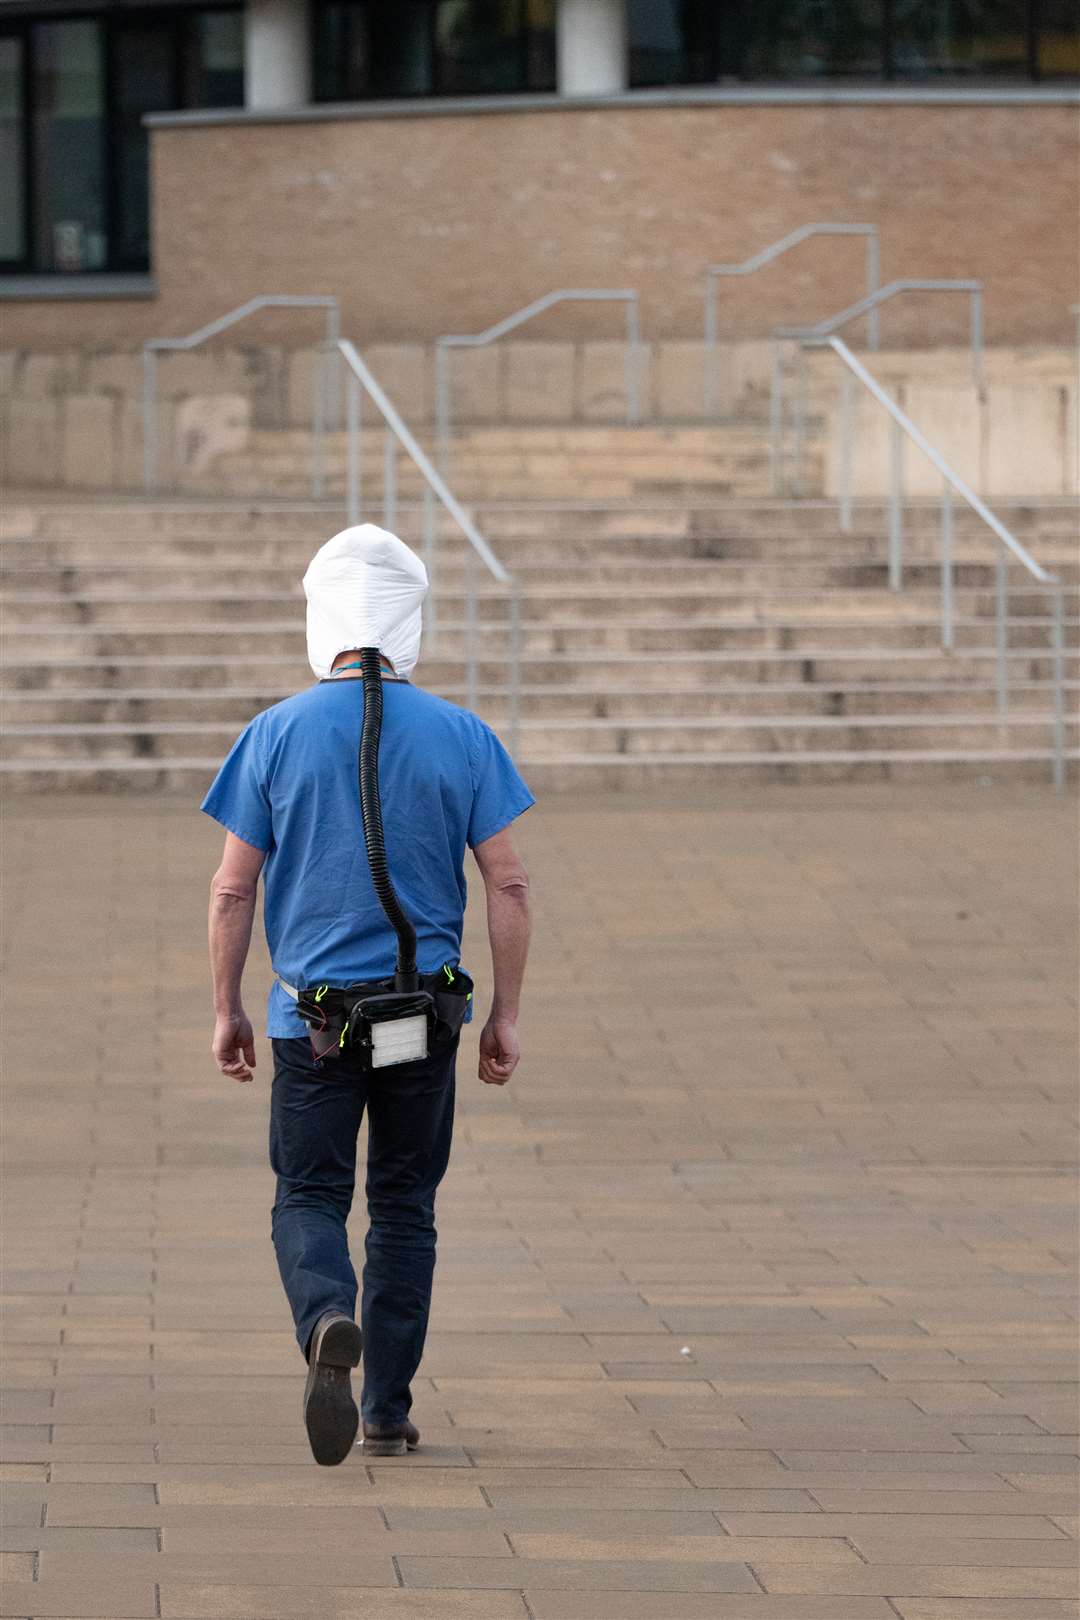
472, 826, 531, 1086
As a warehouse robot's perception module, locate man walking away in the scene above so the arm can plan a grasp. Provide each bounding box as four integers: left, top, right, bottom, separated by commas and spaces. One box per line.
202, 525, 533, 1464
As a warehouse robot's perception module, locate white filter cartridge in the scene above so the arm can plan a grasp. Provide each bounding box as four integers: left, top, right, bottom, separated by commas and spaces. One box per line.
370, 1014, 429, 1068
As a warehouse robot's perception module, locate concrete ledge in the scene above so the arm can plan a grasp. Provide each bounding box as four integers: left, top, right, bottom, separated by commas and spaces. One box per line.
0, 275, 157, 301
146, 84, 1080, 131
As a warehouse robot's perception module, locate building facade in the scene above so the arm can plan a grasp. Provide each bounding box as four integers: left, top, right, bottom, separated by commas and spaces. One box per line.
0, 0, 1077, 348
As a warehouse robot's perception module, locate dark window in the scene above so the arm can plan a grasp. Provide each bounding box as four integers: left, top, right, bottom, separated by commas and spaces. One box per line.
32, 19, 107, 271
629, 0, 715, 85
315, 0, 434, 98
114, 21, 178, 267
1, 8, 243, 276
0, 34, 25, 263
184, 10, 245, 106
438, 0, 554, 92
888, 0, 1031, 77
1037, 0, 1080, 74
626, 0, 1074, 80
738, 1, 885, 78
630, 0, 884, 82
314, 0, 555, 99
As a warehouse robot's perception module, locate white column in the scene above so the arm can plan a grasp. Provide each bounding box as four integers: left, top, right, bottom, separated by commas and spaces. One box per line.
557, 0, 627, 97
245, 0, 310, 110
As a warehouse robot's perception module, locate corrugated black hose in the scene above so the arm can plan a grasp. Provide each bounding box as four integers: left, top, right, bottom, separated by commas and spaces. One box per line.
358, 646, 419, 992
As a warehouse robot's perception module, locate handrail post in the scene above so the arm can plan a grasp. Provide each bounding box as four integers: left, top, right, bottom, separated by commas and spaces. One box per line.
888, 417, 903, 591
435, 341, 450, 477
1051, 581, 1066, 792
465, 546, 478, 713
325, 303, 341, 430
839, 366, 853, 533
794, 344, 808, 496
971, 288, 984, 390
508, 581, 522, 762
346, 370, 361, 524
312, 341, 325, 501
770, 339, 784, 496
704, 268, 718, 417
940, 482, 954, 650
383, 430, 397, 529
995, 555, 1009, 718
422, 486, 437, 654
625, 295, 641, 425
867, 232, 880, 351
142, 347, 157, 494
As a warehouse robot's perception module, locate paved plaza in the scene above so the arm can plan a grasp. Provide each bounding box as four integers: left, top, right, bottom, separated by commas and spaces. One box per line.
1, 783, 1078, 1620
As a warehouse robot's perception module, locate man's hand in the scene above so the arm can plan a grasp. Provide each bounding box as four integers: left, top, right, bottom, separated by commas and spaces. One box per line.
208, 832, 265, 1084
213, 1011, 257, 1082
473, 828, 530, 1088
479, 1016, 520, 1086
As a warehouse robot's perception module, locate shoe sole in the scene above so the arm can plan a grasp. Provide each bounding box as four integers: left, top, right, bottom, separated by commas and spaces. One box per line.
304, 1316, 362, 1467
362, 1434, 409, 1456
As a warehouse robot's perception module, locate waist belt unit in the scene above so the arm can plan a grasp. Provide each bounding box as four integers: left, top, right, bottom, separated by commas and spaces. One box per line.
278, 964, 473, 1067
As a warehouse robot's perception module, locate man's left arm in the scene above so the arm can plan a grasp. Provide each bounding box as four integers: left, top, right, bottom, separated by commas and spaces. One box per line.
209, 832, 267, 1082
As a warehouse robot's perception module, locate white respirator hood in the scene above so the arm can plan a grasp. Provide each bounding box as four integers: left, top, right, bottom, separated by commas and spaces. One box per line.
303, 524, 428, 680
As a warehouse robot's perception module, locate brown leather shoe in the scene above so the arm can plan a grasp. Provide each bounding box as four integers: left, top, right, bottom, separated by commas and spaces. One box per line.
362, 1419, 420, 1456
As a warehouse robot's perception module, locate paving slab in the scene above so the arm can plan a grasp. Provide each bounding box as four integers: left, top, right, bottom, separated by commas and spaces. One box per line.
1, 785, 1077, 1617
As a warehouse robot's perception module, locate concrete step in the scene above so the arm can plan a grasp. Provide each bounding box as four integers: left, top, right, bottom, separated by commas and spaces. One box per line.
7, 495, 1074, 537
3, 558, 1078, 596
6, 545, 1078, 603
5, 528, 1073, 574
3, 586, 1075, 628
207, 425, 799, 500
4, 619, 1076, 659
1, 749, 1074, 795
5, 681, 1076, 728
6, 649, 1078, 690
245, 425, 778, 453
192, 473, 791, 502
3, 712, 1076, 763
215, 446, 780, 476
2, 494, 1074, 788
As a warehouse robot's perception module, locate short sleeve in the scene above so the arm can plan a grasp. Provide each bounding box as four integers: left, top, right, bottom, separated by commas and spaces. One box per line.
467, 719, 535, 850
200, 718, 273, 852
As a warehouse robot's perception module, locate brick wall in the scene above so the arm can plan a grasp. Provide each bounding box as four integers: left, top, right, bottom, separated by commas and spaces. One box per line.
2, 100, 1077, 352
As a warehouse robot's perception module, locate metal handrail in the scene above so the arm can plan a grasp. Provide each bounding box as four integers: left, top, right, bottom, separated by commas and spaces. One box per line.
773, 278, 984, 494
704, 223, 879, 414
1072, 305, 1080, 498
143, 295, 340, 496
337, 338, 521, 760
778, 278, 984, 380
811, 335, 1067, 790
435, 289, 641, 464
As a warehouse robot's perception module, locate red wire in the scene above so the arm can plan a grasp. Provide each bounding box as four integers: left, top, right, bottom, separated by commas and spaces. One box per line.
305, 998, 345, 1062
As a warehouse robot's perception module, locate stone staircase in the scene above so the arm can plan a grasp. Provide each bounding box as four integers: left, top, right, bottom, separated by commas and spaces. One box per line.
196, 424, 816, 502
1, 497, 1077, 792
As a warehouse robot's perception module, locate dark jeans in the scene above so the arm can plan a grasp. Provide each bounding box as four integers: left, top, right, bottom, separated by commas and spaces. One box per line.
269, 1034, 456, 1426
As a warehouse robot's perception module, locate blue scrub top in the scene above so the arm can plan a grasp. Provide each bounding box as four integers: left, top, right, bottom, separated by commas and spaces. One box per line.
201, 678, 534, 1037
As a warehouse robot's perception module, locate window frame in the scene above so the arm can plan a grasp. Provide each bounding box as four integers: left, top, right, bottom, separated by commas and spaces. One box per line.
0, 2, 243, 277
622, 0, 1056, 87
882, 0, 1039, 82
0, 21, 32, 271
312, 0, 557, 104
